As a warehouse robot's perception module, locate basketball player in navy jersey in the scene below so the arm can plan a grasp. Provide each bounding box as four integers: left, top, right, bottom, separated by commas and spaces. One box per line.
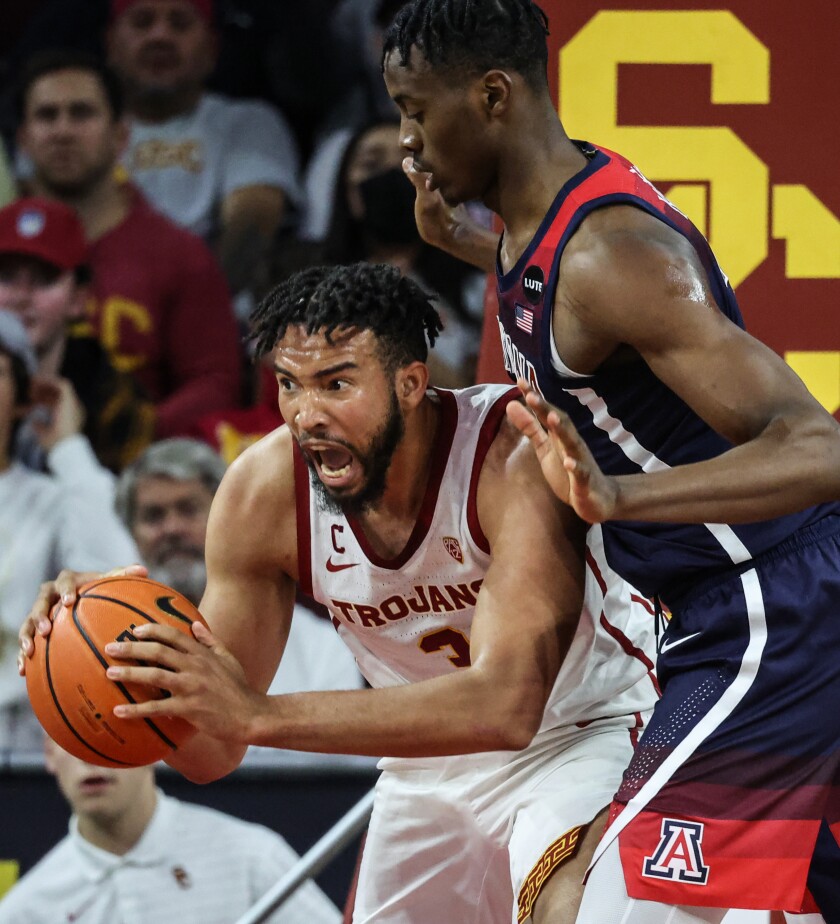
21, 263, 660, 923
380, 0, 840, 921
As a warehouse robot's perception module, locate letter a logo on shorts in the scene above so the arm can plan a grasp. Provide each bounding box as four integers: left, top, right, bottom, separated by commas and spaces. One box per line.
642, 819, 709, 884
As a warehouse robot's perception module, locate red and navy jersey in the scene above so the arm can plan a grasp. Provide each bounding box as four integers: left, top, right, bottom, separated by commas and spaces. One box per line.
496, 141, 835, 602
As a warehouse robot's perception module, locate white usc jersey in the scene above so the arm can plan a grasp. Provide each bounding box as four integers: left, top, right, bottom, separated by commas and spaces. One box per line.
295, 385, 658, 731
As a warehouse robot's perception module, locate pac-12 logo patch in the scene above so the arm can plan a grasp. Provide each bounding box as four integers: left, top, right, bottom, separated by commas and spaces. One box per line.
642, 819, 709, 884
443, 537, 463, 563
522, 265, 544, 304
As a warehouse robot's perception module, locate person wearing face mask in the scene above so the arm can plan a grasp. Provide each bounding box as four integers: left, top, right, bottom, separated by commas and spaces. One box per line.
318, 119, 486, 387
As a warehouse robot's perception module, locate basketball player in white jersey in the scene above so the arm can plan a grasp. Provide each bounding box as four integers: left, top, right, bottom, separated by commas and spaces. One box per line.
21, 262, 657, 923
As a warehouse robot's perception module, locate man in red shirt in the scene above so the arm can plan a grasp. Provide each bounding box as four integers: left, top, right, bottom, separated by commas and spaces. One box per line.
16, 49, 242, 438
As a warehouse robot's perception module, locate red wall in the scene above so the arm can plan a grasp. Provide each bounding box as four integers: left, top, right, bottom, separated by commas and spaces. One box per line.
478, 1, 839, 417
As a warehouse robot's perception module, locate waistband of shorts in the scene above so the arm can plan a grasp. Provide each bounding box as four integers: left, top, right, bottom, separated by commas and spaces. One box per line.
663, 513, 840, 612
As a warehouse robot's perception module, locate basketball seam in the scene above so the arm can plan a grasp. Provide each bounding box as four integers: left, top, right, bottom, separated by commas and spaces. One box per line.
71, 599, 179, 751
44, 620, 134, 767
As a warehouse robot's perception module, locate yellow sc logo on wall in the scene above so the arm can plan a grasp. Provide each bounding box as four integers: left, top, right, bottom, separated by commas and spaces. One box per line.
559, 11, 839, 413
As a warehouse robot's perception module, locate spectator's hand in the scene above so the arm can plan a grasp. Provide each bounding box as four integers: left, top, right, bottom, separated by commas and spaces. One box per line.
506, 381, 620, 524
29, 376, 86, 451
18, 565, 148, 674
402, 157, 497, 273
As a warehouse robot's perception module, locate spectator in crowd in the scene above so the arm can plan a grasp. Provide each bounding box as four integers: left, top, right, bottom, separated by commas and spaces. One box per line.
301, 0, 403, 242
315, 118, 483, 386
191, 357, 284, 464
114, 438, 364, 705
0, 737, 342, 924
0, 309, 139, 759
0, 196, 154, 472
15, 49, 242, 439
106, 0, 302, 315
114, 437, 224, 604
0, 144, 14, 209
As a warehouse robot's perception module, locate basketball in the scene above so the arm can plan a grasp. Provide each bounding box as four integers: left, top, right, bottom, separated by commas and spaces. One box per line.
26, 576, 208, 768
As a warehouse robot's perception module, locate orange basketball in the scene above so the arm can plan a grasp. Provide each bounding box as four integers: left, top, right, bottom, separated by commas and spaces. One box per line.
26, 576, 207, 768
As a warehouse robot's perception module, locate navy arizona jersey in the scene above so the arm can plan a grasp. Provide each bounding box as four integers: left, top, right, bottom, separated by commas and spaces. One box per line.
496, 141, 836, 602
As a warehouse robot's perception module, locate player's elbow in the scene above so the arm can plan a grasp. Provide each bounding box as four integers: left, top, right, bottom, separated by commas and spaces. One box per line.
167, 740, 245, 784
492, 718, 540, 752
178, 762, 234, 785
483, 684, 547, 751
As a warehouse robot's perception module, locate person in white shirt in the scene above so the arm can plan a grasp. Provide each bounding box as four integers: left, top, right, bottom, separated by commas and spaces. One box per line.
106, 0, 301, 315
0, 738, 341, 924
0, 310, 139, 760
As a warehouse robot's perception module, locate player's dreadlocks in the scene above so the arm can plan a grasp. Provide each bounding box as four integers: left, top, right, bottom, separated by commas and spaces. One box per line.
249, 262, 443, 373
382, 0, 550, 90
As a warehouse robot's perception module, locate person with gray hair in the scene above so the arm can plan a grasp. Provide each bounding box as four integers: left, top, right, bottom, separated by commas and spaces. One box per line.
115, 438, 226, 606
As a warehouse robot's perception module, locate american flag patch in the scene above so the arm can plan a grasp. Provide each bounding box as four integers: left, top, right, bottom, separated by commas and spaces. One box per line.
514, 303, 534, 334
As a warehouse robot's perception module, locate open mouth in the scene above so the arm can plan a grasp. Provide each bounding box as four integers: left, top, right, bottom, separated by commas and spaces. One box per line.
302, 442, 359, 490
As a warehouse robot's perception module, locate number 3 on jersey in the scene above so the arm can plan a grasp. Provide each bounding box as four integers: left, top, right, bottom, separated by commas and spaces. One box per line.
419, 627, 471, 668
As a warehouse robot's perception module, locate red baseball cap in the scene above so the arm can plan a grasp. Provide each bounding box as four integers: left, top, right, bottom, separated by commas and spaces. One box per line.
110, 0, 215, 25
0, 198, 88, 271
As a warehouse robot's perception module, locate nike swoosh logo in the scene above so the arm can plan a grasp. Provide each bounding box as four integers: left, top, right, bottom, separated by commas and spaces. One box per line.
660, 631, 702, 655
155, 595, 193, 624
326, 558, 360, 573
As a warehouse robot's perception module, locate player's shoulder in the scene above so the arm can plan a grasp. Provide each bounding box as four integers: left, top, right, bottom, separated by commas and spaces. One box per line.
217, 424, 295, 517
478, 397, 546, 492
560, 205, 706, 326
566, 204, 696, 279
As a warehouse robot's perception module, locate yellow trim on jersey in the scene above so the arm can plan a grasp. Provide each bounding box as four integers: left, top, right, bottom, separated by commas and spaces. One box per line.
517, 826, 583, 923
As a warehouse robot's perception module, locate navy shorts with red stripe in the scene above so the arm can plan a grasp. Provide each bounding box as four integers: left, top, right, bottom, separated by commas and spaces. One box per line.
606, 514, 840, 914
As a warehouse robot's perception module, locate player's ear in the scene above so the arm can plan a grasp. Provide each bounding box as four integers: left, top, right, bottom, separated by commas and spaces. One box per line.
481, 70, 513, 117
396, 360, 429, 410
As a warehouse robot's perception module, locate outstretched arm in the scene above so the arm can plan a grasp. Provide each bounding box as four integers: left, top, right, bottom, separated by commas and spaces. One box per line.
510, 207, 840, 524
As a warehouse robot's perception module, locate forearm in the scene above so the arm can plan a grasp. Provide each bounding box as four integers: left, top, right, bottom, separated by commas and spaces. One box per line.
248, 668, 543, 758
612, 416, 840, 524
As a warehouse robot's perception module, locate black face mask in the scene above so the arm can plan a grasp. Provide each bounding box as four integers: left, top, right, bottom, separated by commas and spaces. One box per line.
357, 167, 420, 245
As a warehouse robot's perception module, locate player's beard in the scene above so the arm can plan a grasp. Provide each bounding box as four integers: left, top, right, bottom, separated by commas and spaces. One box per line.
307, 390, 405, 518
147, 556, 207, 606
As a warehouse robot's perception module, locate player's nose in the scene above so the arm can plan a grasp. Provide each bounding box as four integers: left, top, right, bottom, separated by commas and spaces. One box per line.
399, 121, 420, 156
293, 391, 330, 432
